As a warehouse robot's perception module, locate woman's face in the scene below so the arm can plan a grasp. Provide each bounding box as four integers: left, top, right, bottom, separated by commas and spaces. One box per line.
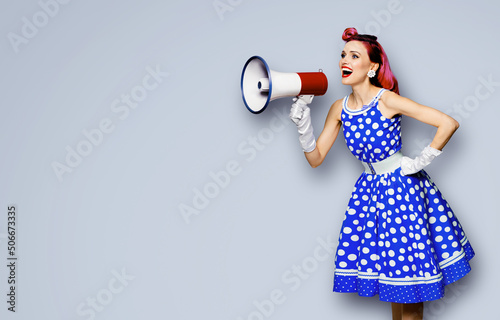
339, 40, 375, 86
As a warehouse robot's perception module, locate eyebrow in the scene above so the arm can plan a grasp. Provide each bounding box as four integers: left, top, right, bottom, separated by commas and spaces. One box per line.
341, 50, 362, 55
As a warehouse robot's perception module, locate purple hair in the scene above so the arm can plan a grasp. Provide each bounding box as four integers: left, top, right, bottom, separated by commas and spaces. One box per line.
342, 27, 399, 95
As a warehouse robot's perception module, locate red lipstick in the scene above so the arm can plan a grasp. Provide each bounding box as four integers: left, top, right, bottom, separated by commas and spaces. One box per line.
342, 66, 353, 78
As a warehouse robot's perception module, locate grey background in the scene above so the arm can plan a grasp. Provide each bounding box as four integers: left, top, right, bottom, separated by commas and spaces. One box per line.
0, 0, 498, 319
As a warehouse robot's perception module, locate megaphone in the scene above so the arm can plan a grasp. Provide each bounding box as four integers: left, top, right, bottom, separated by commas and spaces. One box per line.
241, 56, 328, 114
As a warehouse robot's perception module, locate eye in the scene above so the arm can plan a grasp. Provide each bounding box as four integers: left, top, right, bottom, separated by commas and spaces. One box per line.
341, 53, 346, 58
352, 54, 359, 59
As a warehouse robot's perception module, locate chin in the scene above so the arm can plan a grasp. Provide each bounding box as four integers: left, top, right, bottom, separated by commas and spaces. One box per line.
341, 78, 353, 85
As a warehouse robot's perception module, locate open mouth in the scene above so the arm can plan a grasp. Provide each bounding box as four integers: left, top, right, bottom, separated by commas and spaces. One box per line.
342, 67, 353, 78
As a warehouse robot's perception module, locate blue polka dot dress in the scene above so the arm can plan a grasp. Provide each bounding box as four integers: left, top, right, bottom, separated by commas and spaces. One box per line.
332, 88, 474, 303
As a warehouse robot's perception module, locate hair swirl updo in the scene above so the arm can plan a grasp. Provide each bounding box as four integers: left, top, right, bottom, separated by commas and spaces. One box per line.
342, 27, 399, 94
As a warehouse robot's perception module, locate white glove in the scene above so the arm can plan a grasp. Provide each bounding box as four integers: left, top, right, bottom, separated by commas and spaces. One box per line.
289, 95, 316, 153
400, 145, 442, 175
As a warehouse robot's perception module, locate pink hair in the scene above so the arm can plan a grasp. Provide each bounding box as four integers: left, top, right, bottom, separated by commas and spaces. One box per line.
342, 27, 399, 94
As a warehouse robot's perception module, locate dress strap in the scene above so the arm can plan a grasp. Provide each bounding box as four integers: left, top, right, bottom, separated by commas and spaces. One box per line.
342, 88, 388, 116
342, 95, 348, 109
373, 88, 388, 103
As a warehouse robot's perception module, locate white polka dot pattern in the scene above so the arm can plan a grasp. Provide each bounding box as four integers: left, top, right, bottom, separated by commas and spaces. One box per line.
333, 89, 475, 303
341, 89, 401, 163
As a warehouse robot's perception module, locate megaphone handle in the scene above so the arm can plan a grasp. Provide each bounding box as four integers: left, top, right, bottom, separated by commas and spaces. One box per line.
290, 97, 317, 153
293, 95, 314, 105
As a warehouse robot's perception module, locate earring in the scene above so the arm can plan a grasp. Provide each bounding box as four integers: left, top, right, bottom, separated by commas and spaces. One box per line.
367, 70, 376, 78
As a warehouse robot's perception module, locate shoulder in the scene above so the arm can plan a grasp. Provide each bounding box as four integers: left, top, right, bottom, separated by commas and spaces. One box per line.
378, 90, 412, 117
379, 90, 419, 108
378, 89, 400, 105
327, 98, 344, 122
331, 97, 344, 110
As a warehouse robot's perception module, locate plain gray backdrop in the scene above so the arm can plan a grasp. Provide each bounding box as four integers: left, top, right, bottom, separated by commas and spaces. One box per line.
0, 0, 498, 319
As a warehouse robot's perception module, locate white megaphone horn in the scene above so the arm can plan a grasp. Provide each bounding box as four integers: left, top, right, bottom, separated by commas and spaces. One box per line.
241, 56, 328, 114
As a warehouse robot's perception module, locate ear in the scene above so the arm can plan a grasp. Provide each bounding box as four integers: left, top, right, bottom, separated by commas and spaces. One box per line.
370, 63, 380, 72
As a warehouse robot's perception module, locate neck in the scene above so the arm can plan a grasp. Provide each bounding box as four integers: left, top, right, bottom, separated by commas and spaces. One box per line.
350, 82, 380, 106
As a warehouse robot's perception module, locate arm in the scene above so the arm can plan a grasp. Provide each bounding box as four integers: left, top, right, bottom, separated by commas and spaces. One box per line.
379, 91, 459, 151
304, 99, 343, 168
379, 91, 459, 175
289, 96, 343, 168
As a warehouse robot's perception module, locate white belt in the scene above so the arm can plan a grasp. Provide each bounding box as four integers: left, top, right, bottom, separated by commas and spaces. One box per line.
361, 150, 403, 175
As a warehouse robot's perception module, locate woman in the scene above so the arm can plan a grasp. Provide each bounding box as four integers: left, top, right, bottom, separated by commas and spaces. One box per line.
289, 28, 474, 320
